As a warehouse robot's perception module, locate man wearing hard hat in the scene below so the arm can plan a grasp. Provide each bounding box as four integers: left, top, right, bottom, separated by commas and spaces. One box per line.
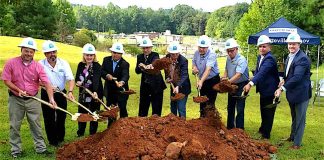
243, 35, 279, 139
102, 42, 130, 126
223, 38, 249, 130
135, 37, 166, 117
165, 41, 191, 118
275, 33, 311, 149
39, 40, 75, 147
192, 35, 220, 117
1, 37, 56, 157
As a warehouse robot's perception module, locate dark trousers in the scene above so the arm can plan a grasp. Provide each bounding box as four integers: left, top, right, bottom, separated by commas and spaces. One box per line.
227, 81, 248, 129
259, 95, 277, 139
77, 101, 100, 136
138, 83, 164, 117
41, 89, 67, 145
106, 91, 129, 127
288, 100, 309, 146
200, 75, 220, 117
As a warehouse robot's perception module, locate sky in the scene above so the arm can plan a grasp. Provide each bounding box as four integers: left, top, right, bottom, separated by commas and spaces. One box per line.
67, 0, 251, 12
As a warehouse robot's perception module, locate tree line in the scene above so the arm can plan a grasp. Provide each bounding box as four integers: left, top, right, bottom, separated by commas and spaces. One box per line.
0, 0, 322, 66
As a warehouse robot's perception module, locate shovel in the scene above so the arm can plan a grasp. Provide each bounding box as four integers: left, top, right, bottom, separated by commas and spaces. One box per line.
264, 96, 280, 109
193, 74, 209, 103
170, 83, 185, 101
76, 85, 120, 119
54, 88, 100, 120
112, 77, 136, 95
24, 95, 95, 122
232, 91, 249, 99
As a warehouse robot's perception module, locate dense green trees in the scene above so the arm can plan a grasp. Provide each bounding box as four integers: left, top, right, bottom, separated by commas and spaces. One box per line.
0, 0, 76, 40
206, 3, 249, 39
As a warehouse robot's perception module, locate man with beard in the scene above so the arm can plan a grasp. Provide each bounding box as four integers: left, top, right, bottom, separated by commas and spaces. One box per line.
39, 40, 75, 147
1, 37, 56, 158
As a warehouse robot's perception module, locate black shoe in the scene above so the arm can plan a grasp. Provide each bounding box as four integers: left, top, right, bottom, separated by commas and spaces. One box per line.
37, 150, 52, 155
49, 142, 59, 147
12, 153, 21, 158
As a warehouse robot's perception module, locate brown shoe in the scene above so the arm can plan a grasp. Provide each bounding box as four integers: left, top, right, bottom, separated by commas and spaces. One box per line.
289, 145, 301, 150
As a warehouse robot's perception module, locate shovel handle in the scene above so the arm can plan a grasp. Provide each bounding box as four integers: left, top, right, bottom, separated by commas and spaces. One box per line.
56, 89, 96, 116
77, 85, 111, 110
25, 96, 74, 117
194, 74, 201, 97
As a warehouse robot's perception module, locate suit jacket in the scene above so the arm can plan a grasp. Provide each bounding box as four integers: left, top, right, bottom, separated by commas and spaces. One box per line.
165, 54, 191, 95
75, 62, 103, 99
283, 50, 312, 103
252, 52, 279, 97
135, 52, 166, 93
101, 56, 130, 95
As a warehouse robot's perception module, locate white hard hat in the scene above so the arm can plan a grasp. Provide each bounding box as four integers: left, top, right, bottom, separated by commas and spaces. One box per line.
224, 38, 239, 49
167, 41, 181, 54
18, 37, 38, 51
286, 33, 302, 43
197, 35, 210, 47
139, 37, 153, 47
82, 43, 96, 54
42, 40, 58, 53
109, 42, 125, 54
257, 35, 271, 46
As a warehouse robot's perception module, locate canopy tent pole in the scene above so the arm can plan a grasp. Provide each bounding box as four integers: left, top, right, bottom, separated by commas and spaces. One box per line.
315, 45, 320, 106
306, 45, 309, 55
247, 44, 249, 64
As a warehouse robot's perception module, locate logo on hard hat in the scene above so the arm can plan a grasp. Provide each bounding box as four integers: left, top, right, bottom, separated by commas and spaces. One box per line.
290, 36, 295, 40
49, 43, 54, 48
259, 39, 264, 42
88, 46, 93, 51
143, 40, 147, 44
201, 40, 205, 44
28, 41, 33, 45
116, 46, 121, 50
226, 42, 230, 46
172, 46, 177, 50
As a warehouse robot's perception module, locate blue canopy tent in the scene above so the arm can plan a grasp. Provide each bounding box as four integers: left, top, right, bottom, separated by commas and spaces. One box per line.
247, 17, 321, 104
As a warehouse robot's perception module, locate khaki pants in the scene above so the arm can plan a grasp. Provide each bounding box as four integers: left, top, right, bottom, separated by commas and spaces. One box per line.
8, 95, 46, 154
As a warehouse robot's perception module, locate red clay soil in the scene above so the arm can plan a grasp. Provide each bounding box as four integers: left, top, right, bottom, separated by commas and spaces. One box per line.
77, 114, 95, 122
193, 96, 209, 103
57, 108, 276, 160
99, 107, 120, 119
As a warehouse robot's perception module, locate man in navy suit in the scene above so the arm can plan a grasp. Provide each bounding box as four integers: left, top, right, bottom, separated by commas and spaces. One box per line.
102, 42, 130, 126
244, 35, 279, 139
275, 33, 312, 149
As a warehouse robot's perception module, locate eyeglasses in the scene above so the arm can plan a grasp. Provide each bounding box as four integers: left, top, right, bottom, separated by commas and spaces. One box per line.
45, 51, 57, 54
227, 49, 236, 53
112, 52, 122, 55
142, 47, 151, 49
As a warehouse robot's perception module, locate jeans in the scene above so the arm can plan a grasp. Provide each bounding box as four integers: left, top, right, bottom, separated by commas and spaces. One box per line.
170, 95, 188, 118
227, 81, 248, 129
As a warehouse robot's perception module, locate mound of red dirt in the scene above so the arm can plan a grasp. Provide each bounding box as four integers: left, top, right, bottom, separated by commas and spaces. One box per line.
57, 109, 276, 160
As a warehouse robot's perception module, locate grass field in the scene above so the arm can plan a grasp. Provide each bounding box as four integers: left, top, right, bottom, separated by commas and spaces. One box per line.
0, 36, 324, 160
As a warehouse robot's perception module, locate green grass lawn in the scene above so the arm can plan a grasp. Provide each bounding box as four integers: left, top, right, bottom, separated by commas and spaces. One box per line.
0, 36, 324, 159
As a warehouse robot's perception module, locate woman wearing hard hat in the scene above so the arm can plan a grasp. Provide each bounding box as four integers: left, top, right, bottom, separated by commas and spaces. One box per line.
1, 37, 56, 157
192, 35, 220, 118
101, 42, 130, 127
243, 35, 279, 139
274, 33, 311, 149
75, 43, 103, 137
165, 41, 191, 118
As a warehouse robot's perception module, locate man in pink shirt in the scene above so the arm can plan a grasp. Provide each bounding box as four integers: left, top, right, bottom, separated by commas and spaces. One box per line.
1, 37, 56, 158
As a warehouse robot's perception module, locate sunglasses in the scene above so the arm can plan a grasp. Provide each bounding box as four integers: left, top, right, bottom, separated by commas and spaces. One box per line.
227, 49, 236, 53
112, 52, 122, 55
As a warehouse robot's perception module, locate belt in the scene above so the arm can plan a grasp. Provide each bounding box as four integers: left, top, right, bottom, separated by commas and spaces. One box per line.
8, 91, 37, 100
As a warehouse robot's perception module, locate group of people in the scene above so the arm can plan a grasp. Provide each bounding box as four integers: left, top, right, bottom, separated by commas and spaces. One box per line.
1, 33, 311, 158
